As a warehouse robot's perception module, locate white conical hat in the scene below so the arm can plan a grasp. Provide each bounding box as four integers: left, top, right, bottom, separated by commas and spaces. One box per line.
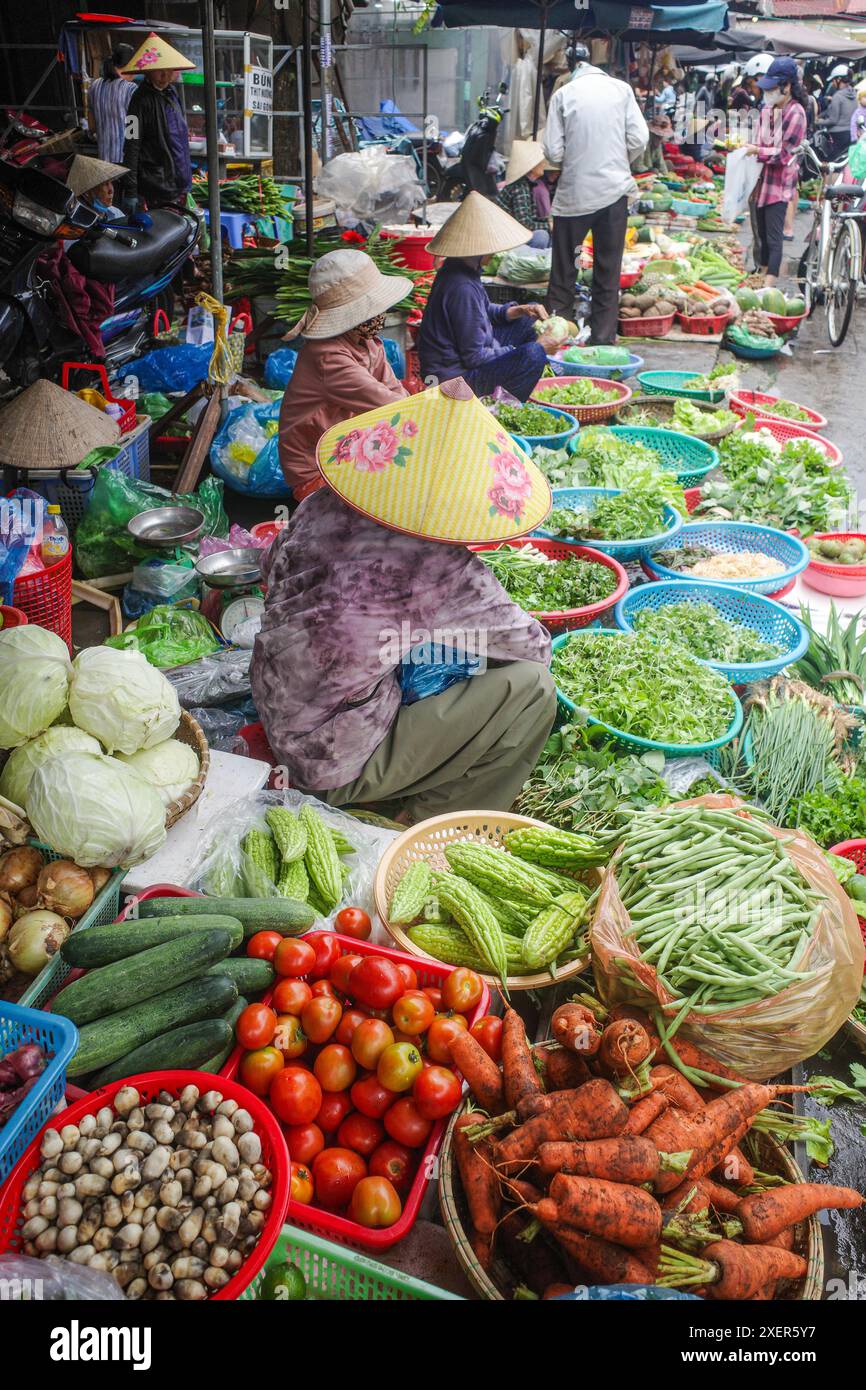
121, 32, 195, 75
427, 191, 530, 259
66, 155, 127, 196
503, 140, 545, 186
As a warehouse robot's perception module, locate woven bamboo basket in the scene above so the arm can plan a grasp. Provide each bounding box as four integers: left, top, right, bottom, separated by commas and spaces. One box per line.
373, 811, 595, 992
614, 394, 738, 444
164, 709, 210, 830
438, 1112, 825, 1301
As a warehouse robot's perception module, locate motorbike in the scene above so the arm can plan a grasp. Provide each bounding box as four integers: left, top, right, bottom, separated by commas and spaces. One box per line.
438, 85, 508, 201
0, 158, 200, 390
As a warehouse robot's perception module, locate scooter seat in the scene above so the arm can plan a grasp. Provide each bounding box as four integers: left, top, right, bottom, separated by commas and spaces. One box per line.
67, 209, 196, 283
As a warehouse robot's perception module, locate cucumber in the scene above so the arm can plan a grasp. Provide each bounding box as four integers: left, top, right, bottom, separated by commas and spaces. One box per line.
204, 958, 275, 994
137, 896, 315, 936
68, 974, 238, 1078
91, 1019, 233, 1088
61, 915, 244, 969
199, 996, 247, 1074
53, 928, 235, 1027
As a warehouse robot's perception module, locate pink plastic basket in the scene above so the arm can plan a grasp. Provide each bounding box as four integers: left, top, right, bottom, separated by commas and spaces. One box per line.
803, 533, 866, 598
530, 375, 632, 424
728, 390, 827, 432
735, 415, 841, 465
471, 537, 628, 632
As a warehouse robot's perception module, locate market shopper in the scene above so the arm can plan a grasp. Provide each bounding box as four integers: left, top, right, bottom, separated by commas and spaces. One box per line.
744, 57, 807, 286
251, 379, 556, 822
818, 65, 857, 160
120, 32, 195, 212
496, 139, 550, 247
542, 50, 648, 340
87, 43, 136, 165
417, 192, 557, 401
851, 79, 866, 143
278, 248, 411, 502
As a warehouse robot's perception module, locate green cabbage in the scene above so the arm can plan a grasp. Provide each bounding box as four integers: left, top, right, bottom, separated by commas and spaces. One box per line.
26, 751, 167, 868
0, 726, 101, 809
69, 646, 180, 755
116, 738, 200, 808
0, 627, 72, 750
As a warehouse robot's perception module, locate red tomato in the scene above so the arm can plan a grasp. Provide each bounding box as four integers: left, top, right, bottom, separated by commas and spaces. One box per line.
269, 1066, 322, 1127
426, 1015, 468, 1064
289, 1161, 314, 1205
274, 937, 316, 978
301, 995, 342, 1044
413, 1065, 461, 1120
395, 962, 418, 993
392, 991, 435, 1036
312, 1147, 366, 1210
309, 932, 342, 980
377, 1041, 423, 1094
470, 1014, 503, 1063
391, 1029, 423, 1047
311, 979, 337, 999
314, 1043, 357, 1093
284, 1122, 324, 1165
335, 1006, 367, 1048
239, 1045, 283, 1097
273, 1013, 307, 1060
236, 1002, 277, 1051
348, 1175, 402, 1228
330, 953, 363, 994
369, 1139, 414, 1194
351, 1017, 394, 1071
383, 1097, 432, 1148
316, 1089, 353, 1134
272, 978, 313, 1017
350, 1073, 396, 1120
247, 930, 283, 962
422, 986, 443, 1012
338, 1112, 384, 1157
334, 907, 372, 940
442, 967, 484, 1014
349, 956, 404, 1011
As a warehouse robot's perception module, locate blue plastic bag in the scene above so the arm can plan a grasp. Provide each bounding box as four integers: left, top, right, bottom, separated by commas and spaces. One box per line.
263, 347, 299, 390
399, 641, 480, 705
0, 488, 44, 604
382, 337, 406, 380
209, 401, 291, 498
125, 344, 214, 393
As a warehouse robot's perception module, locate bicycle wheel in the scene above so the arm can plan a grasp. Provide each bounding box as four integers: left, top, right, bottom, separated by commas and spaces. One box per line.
827, 219, 861, 347
799, 230, 821, 313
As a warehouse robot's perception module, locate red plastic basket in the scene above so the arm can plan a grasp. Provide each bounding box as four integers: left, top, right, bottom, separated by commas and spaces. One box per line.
766, 310, 808, 334
618, 312, 675, 338
471, 538, 628, 633
222, 932, 489, 1253
61, 362, 136, 434
530, 376, 632, 425
0, 604, 27, 628
620, 270, 642, 289
683, 486, 701, 514
736, 416, 842, 466
728, 390, 827, 432
380, 230, 435, 270
828, 840, 866, 949
250, 519, 287, 546
675, 310, 732, 336
0, 1070, 290, 1299
12, 549, 72, 650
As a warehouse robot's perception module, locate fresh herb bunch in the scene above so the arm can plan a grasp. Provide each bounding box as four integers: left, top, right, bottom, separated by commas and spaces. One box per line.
551, 631, 736, 745
535, 379, 616, 407
632, 600, 783, 665
546, 485, 668, 542
478, 543, 617, 612
191, 174, 292, 216
682, 362, 737, 390
758, 399, 812, 423
531, 446, 583, 489
696, 429, 851, 535
670, 399, 738, 438
652, 544, 721, 572
568, 428, 686, 510
515, 723, 671, 833
790, 776, 866, 848
793, 603, 866, 706
487, 401, 571, 436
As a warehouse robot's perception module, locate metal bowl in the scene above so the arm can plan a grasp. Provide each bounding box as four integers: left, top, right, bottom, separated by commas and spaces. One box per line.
128, 506, 206, 547
195, 547, 263, 590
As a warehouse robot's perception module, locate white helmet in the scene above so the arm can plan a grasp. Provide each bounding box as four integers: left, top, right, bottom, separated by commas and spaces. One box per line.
744, 54, 774, 78
830, 64, 851, 81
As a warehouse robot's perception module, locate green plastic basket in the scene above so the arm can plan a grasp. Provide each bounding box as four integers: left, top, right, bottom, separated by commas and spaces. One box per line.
608, 425, 718, 487
636, 370, 727, 404
17, 845, 124, 1009
239, 1224, 464, 1301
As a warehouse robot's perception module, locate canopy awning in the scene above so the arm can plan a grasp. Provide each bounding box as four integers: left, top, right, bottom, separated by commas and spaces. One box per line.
434, 0, 727, 32
733, 19, 866, 55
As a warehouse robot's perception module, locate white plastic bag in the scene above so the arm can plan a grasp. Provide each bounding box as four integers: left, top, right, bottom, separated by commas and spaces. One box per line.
722, 146, 761, 223
317, 150, 425, 227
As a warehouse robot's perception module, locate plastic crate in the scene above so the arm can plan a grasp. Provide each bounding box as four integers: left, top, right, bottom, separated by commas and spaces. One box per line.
0, 1003, 78, 1182
617, 312, 675, 338
675, 310, 732, 335
471, 537, 628, 633
18, 845, 125, 1010
535, 486, 683, 564
12, 549, 72, 650
642, 520, 810, 595
240, 1224, 462, 1300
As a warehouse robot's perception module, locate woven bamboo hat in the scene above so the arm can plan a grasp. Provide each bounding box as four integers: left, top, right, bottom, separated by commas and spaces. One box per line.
427, 191, 531, 259
67, 155, 127, 196
0, 379, 119, 471
316, 377, 551, 545
503, 139, 546, 185
121, 32, 195, 75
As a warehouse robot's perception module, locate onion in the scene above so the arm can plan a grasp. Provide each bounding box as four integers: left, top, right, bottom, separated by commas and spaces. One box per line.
14, 883, 39, 919
0, 893, 12, 942
88, 866, 112, 895
0, 845, 44, 895
37, 860, 94, 920
8, 910, 69, 976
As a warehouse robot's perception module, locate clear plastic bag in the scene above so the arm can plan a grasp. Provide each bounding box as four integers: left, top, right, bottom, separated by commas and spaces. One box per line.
0, 1253, 126, 1300
317, 149, 424, 227
188, 703, 255, 750
165, 649, 252, 706
590, 794, 865, 1079
209, 402, 290, 498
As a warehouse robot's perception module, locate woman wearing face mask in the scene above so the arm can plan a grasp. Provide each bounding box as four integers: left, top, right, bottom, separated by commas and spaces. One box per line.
744, 57, 807, 286
120, 32, 195, 215
278, 249, 412, 502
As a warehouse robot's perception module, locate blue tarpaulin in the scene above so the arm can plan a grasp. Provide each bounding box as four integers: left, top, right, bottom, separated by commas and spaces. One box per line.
434, 0, 727, 32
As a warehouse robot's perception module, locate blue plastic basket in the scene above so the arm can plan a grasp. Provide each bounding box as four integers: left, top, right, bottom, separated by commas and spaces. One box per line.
535, 486, 683, 564
550, 628, 744, 757
492, 401, 579, 449
614, 580, 809, 684
724, 338, 783, 361
548, 351, 644, 380
642, 520, 810, 596
671, 197, 712, 216
637, 370, 727, 403
0, 1003, 78, 1182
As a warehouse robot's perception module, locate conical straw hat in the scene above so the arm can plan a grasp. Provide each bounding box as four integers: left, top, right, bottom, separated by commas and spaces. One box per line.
121, 32, 195, 75
316, 377, 551, 545
67, 155, 128, 196
504, 140, 546, 186
427, 191, 531, 259
0, 379, 119, 471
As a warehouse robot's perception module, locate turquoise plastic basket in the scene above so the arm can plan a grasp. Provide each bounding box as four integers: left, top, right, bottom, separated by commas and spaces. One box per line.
637, 370, 727, 403
614, 579, 809, 684
550, 628, 743, 757
611, 426, 718, 487
534, 486, 683, 563
17, 845, 124, 1009
642, 520, 810, 596
0, 1003, 78, 1182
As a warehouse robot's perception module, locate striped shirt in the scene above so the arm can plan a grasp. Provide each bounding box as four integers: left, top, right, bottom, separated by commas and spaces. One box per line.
89, 77, 136, 164
754, 100, 807, 208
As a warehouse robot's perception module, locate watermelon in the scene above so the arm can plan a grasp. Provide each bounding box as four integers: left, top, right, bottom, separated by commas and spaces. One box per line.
761, 287, 787, 315
735, 288, 759, 311
784, 297, 805, 317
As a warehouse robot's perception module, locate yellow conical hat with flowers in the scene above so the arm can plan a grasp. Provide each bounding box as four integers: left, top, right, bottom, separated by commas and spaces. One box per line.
121, 33, 195, 75
316, 378, 552, 545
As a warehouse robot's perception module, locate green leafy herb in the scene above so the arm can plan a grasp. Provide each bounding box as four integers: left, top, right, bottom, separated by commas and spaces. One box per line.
696, 428, 851, 535
632, 600, 782, 665
516, 723, 672, 833
534, 379, 616, 407
790, 776, 866, 848
477, 542, 617, 613
486, 401, 571, 437
669, 398, 738, 438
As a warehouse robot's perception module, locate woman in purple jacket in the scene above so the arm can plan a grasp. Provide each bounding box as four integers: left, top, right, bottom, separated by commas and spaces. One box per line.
417, 193, 559, 401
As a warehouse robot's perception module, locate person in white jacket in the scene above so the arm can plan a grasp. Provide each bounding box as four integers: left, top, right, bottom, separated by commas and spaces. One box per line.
543, 50, 649, 341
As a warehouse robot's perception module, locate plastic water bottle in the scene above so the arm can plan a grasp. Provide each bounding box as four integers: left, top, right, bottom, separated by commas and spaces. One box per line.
41, 505, 70, 566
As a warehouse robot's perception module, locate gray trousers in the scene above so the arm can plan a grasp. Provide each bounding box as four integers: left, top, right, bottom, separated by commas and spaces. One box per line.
321, 661, 557, 824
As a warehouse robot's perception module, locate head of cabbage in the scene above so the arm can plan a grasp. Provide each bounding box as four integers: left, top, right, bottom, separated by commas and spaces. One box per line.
116, 738, 200, 809
69, 646, 180, 755
27, 751, 167, 867
0, 725, 102, 810
0, 627, 72, 750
